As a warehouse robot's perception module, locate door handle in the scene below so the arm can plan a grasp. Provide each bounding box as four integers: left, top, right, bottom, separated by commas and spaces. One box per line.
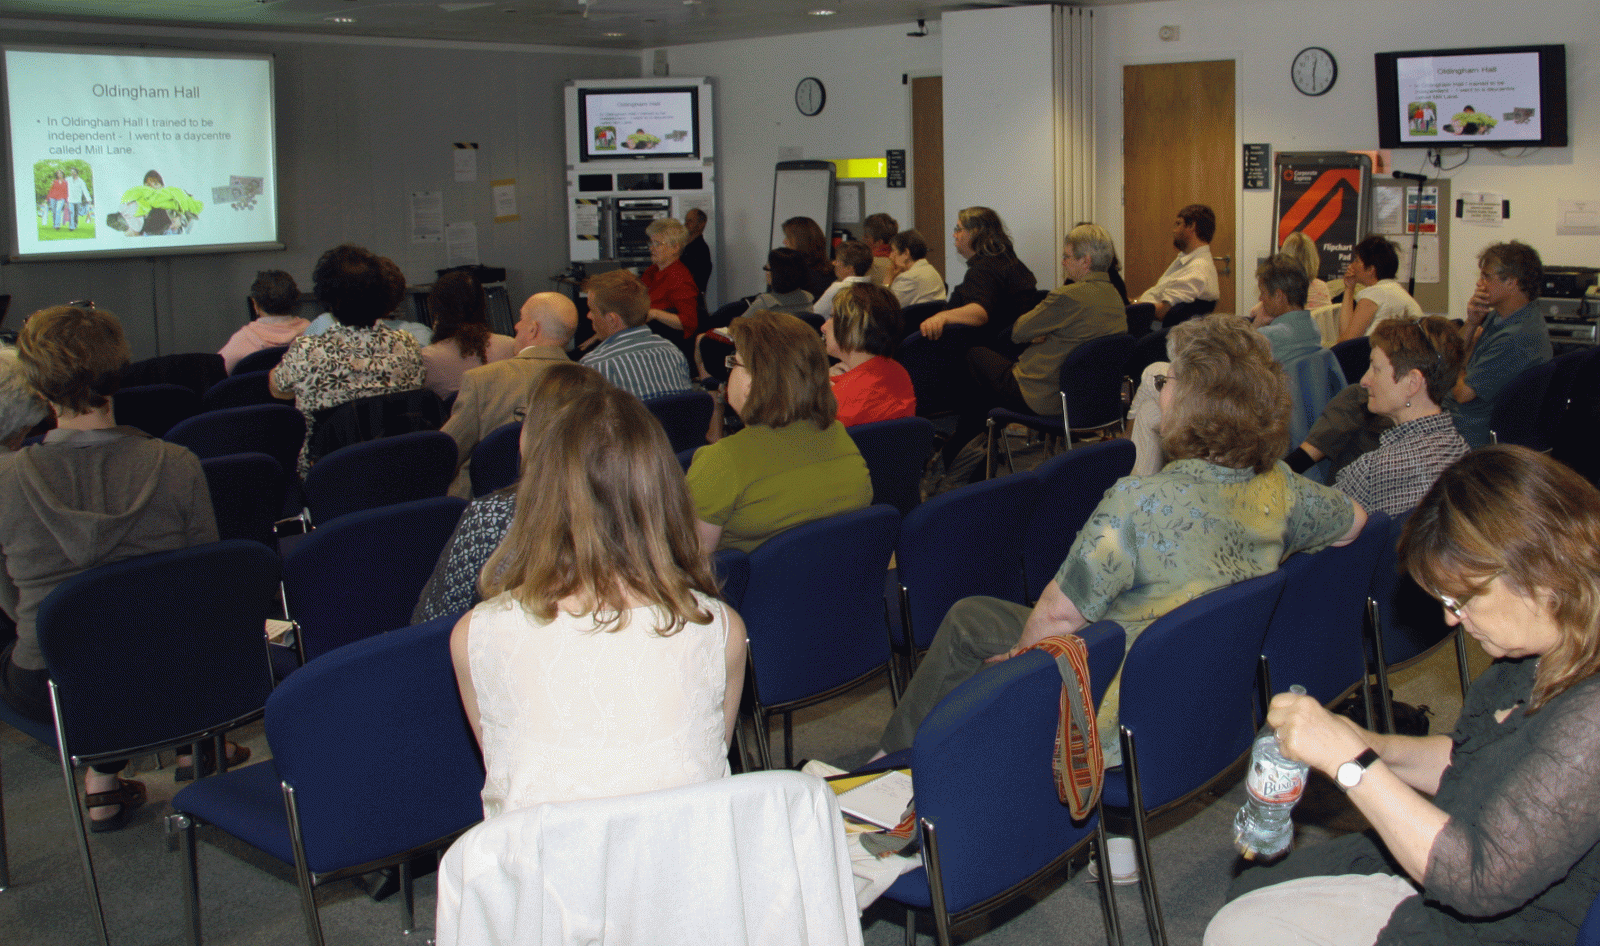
1213, 255, 1232, 276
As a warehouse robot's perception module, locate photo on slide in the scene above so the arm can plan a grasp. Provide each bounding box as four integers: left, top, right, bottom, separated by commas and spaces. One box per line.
107, 168, 203, 237
33, 159, 96, 241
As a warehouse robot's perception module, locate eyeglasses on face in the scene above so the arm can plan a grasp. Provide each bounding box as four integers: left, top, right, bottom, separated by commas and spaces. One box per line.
1153, 373, 1176, 392
725, 354, 743, 372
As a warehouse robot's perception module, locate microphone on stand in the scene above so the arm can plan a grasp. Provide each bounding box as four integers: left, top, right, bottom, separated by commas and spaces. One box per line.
1392, 171, 1429, 182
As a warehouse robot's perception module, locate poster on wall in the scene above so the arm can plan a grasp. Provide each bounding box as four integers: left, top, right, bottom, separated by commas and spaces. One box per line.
1271, 152, 1372, 282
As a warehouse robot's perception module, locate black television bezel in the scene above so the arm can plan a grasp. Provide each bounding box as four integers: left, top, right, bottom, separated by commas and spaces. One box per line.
1375, 44, 1568, 149
576, 85, 701, 163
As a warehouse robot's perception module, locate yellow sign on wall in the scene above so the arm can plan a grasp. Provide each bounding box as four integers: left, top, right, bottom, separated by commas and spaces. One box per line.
831, 158, 887, 180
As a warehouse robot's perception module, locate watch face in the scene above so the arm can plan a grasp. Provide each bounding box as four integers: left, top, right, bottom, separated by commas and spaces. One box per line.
1292, 47, 1337, 97
796, 77, 826, 116
1336, 761, 1362, 788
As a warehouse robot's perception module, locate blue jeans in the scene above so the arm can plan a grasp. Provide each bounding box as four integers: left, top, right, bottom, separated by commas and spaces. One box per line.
48, 197, 64, 228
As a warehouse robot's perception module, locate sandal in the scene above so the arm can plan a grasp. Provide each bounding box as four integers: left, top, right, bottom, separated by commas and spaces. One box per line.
86, 777, 146, 834
175, 742, 251, 781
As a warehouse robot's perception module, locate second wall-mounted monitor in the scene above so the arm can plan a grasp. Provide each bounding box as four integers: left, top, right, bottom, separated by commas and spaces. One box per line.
1375, 44, 1568, 149
577, 85, 700, 161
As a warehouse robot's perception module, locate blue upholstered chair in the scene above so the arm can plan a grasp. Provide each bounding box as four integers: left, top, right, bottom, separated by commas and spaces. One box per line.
169, 615, 485, 946
878, 621, 1127, 946
166, 403, 305, 479
200, 453, 287, 548
1024, 439, 1135, 604
1101, 570, 1289, 946
113, 383, 200, 437
200, 370, 276, 412
644, 390, 715, 454
31, 541, 280, 946
232, 344, 290, 375
300, 430, 457, 527
741, 505, 901, 770
469, 421, 521, 498
281, 496, 466, 666
848, 416, 936, 516
1367, 511, 1470, 733
711, 547, 750, 612
985, 333, 1136, 478
1330, 336, 1371, 390
1282, 347, 1347, 447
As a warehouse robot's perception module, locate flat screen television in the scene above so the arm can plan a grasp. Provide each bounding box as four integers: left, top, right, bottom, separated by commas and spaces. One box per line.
577, 86, 699, 162
1376, 44, 1567, 149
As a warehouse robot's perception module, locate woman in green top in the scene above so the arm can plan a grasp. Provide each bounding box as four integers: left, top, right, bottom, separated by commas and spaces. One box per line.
686, 311, 872, 554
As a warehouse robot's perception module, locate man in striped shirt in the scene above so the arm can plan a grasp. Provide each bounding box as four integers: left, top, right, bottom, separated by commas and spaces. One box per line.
580, 269, 693, 401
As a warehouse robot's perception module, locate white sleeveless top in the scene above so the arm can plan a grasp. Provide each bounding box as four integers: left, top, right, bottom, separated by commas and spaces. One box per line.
466, 589, 731, 818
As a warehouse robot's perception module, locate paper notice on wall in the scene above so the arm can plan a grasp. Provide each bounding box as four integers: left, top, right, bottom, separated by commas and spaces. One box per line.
1406, 187, 1439, 234
1373, 186, 1407, 236
1395, 235, 1441, 284
445, 221, 479, 267
491, 179, 519, 222
1459, 191, 1505, 226
410, 191, 443, 243
1557, 199, 1600, 236
454, 143, 478, 182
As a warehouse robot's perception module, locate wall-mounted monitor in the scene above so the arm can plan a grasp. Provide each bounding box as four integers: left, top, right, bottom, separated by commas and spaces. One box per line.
577, 86, 700, 162
1375, 44, 1568, 149
3, 45, 281, 261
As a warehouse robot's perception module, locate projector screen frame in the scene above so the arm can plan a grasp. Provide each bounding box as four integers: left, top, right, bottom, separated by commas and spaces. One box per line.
2, 43, 283, 263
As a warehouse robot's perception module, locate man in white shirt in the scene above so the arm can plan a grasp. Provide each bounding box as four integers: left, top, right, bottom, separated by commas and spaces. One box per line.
65, 167, 91, 230
813, 240, 874, 318
1137, 203, 1220, 325
885, 229, 947, 309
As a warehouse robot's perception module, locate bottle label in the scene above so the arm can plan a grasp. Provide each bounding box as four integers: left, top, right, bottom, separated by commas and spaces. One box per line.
1246, 756, 1307, 804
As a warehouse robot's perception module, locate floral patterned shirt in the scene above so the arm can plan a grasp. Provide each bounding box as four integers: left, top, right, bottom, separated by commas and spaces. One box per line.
271, 324, 425, 476
1054, 458, 1356, 730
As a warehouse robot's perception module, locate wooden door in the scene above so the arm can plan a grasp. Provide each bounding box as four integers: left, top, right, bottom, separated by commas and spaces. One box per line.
1124, 60, 1236, 315
911, 76, 945, 280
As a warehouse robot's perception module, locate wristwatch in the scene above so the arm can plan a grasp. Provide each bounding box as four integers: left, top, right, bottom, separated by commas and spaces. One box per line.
1335, 748, 1381, 792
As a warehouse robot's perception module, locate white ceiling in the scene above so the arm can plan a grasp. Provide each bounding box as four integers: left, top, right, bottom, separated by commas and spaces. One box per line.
0, 0, 1071, 50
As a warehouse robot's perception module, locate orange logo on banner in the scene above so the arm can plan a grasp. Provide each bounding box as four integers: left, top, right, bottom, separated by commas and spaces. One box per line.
1278, 169, 1362, 244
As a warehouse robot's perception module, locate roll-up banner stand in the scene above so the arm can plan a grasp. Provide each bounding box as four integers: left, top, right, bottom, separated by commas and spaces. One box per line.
1272, 152, 1372, 282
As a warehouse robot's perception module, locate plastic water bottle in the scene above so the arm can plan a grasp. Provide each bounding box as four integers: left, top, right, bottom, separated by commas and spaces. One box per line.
1233, 686, 1310, 861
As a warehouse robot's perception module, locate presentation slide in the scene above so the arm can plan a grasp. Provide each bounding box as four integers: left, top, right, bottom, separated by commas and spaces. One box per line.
4, 46, 279, 261
580, 88, 696, 160
1394, 50, 1543, 145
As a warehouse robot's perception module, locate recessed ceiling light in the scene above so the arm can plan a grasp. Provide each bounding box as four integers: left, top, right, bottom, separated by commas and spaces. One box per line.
683, 0, 702, 5
326, 15, 355, 23
603, 31, 625, 36
809, 9, 837, 15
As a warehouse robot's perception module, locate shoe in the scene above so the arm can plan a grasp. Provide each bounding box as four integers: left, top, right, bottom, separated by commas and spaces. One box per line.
175, 742, 251, 781
1082, 856, 1140, 886
86, 777, 146, 833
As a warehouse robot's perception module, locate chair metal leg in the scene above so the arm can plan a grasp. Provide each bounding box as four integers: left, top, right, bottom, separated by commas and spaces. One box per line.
166, 813, 202, 946
898, 583, 918, 687
1255, 654, 1273, 730
1454, 629, 1472, 698
1366, 598, 1397, 734
904, 906, 918, 946
1092, 813, 1124, 946
782, 712, 794, 769
1119, 725, 1168, 946
749, 705, 774, 771
919, 817, 956, 946
984, 418, 999, 481
0, 744, 10, 892
282, 783, 328, 946
398, 857, 415, 934
51, 683, 110, 946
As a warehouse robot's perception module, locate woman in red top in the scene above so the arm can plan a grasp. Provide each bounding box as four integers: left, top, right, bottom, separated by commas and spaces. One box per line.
640, 217, 700, 340
46, 171, 69, 229
824, 283, 916, 426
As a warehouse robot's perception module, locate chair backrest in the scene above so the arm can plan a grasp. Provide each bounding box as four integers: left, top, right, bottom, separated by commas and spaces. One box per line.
201, 453, 287, 548
302, 429, 458, 526
1330, 336, 1371, 390
166, 402, 305, 476
113, 383, 200, 437
1024, 439, 1135, 602
37, 540, 280, 761
1163, 298, 1216, 326
469, 421, 522, 498
1578, 885, 1600, 946
1262, 511, 1390, 706
1491, 356, 1560, 449
1125, 302, 1157, 339
232, 345, 290, 376
266, 615, 485, 875
1123, 327, 1170, 394
898, 472, 1040, 649
435, 770, 862, 946
905, 622, 1125, 914
846, 416, 936, 516
201, 370, 276, 412
122, 352, 226, 399
283, 496, 468, 663
1059, 332, 1137, 432
742, 505, 900, 708
307, 388, 445, 465
644, 390, 715, 455
1282, 347, 1348, 446
1369, 510, 1453, 667
711, 547, 750, 612
1114, 570, 1287, 812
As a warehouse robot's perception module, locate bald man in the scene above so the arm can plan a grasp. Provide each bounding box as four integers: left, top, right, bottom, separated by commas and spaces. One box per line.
442, 291, 577, 497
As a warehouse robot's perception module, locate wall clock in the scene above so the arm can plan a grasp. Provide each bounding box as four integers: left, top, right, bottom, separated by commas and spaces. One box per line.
795, 77, 826, 116
1291, 47, 1337, 97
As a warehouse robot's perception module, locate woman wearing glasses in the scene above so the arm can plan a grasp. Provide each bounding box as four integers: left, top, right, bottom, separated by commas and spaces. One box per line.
687, 310, 871, 554
639, 217, 700, 340
1212, 445, 1600, 946
1333, 316, 1469, 516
